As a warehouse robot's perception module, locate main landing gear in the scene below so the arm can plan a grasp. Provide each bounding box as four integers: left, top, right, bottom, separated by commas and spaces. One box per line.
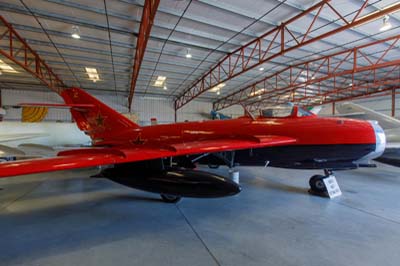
308, 169, 335, 197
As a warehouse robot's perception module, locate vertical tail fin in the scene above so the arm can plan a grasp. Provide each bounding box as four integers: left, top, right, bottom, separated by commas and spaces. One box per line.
61, 88, 140, 144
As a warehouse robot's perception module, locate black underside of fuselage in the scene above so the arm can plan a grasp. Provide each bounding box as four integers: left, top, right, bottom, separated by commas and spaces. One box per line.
374, 148, 400, 167
200, 144, 376, 170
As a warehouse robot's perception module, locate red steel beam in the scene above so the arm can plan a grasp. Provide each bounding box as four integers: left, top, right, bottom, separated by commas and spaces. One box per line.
250, 68, 400, 111
0, 16, 65, 93
327, 88, 400, 103
258, 64, 400, 108
214, 34, 400, 111
128, 0, 160, 111
250, 65, 400, 110
303, 82, 400, 109
175, 0, 400, 110
298, 77, 400, 107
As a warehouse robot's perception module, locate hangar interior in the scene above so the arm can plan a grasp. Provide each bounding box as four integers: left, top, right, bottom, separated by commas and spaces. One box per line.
1, 0, 400, 265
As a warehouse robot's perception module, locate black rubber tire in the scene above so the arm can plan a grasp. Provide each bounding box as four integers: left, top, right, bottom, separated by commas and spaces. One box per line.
309, 174, 327, 193
160, 194, 182, 203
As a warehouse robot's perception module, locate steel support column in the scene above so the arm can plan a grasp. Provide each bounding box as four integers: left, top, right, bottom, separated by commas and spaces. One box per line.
0, 16, 65, 93
0, 89, 2, 122
128, 0, 160, 111
175, 0, 400, 110
392, 88, 396, 117
174, 108, 177, 122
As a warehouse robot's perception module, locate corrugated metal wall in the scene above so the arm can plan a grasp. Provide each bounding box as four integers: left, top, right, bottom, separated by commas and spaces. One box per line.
132, 96, 174, 125
1, 89, 130, 122
0, 89, 244, 125
2, 89, 71, 122
6, 89, 397, 124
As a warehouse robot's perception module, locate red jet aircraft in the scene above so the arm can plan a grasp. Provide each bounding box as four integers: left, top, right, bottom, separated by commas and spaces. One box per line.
0, 88, 386, 202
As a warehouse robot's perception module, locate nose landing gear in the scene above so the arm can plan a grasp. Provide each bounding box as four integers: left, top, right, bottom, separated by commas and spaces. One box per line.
309, 174, 327, 194
308, 169, 341, 198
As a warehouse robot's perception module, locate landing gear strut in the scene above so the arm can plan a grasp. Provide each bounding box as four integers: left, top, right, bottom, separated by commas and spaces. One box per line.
308, 169, 336, 197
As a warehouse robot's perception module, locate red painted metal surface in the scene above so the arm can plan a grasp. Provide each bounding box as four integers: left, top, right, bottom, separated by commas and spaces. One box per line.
128, 0, 160, 111
0, 88, 377, 178
0, 16, 65, 93
175, 1, 400, 110
214, 34, 400, 111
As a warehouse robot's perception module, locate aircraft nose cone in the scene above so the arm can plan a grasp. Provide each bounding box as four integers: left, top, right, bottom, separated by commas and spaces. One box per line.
355, 120, 386, 164
370, 120, 386, 159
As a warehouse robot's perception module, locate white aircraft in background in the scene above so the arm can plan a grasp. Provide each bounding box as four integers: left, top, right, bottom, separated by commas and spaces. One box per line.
333, 102, 400, 166
0, 121, 91, 160
0, 112, 145, 160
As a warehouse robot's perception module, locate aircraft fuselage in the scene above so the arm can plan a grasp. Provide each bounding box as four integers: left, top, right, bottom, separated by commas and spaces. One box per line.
94, 115, 385, 170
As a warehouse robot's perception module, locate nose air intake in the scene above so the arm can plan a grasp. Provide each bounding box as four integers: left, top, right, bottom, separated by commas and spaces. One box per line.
356, 121, 386, 164
370, 120, 386, 158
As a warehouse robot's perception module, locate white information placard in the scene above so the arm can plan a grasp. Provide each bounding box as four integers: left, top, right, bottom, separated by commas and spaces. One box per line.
323, 175, 342, 198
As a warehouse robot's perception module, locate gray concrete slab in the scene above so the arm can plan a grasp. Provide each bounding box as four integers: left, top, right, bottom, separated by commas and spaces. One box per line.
1, 163, 400, 266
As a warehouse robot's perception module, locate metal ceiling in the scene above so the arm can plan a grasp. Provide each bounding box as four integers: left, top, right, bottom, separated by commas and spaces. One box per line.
0, 0, 399, 111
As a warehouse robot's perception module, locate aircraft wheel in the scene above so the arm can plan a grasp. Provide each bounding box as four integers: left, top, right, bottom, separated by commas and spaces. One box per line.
309, 174, 327, 193
160, 194, 182, 203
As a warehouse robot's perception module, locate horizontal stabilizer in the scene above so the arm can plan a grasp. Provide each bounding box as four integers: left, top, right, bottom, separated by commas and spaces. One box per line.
0, 144, 26, 156
19, 103, 95, 110
0, 133, 50, 143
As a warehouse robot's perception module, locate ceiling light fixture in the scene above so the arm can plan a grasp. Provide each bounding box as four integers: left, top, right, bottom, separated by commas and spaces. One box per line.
259, 67, 264, 71
154, 81, 164, 87
185, 49, 192, 59
249, 88, 266, 97
0, 59, 18, 73
154, 76, 167, 87
163, 85, 168, 90
85, 67, 100, 82
71, 25, 81, 39
210, 83, 226, 92
379, 15, 392, 31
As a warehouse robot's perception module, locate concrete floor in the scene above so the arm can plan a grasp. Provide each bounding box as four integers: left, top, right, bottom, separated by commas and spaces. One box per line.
1, 163, 400, 266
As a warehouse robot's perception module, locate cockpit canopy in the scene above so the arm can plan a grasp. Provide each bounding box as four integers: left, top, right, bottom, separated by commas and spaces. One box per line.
260, 104, 314, 118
